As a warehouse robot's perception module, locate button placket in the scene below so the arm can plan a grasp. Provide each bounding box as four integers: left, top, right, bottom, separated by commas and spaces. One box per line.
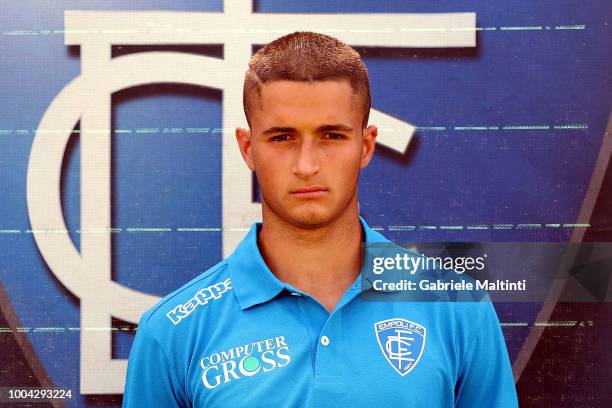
314, 311, 348, 383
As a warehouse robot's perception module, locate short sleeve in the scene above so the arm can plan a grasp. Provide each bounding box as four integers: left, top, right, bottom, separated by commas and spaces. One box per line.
123, 316, 188, 407
454, 303, 519, 407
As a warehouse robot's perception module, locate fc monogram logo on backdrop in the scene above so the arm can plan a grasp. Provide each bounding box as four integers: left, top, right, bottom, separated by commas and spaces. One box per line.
374, 318, 426, 376
27, 0, 474, 393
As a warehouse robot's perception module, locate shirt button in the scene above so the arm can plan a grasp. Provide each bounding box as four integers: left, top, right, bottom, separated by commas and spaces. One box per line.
291, 292, 302, 296
320, 335, 330, 346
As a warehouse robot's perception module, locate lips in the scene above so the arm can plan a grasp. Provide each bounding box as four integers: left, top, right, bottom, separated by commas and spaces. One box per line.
290, 186, 328, 197
292, 186, 327, 193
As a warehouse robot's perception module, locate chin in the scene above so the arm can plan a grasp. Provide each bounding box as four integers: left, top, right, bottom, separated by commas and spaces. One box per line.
286, 208, 334, 229
263, 195, 351, 229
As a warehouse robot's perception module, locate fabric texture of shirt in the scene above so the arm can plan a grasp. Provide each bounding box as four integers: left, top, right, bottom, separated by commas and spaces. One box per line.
123, 216, 519, 407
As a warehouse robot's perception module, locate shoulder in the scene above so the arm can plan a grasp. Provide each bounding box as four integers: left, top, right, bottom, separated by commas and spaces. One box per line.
444, 300, 504, 361
138, 259, 234, 332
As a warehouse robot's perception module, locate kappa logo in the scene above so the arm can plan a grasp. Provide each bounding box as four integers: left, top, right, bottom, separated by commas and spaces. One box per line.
166, 278, 232, 325
374, 318, 426, 376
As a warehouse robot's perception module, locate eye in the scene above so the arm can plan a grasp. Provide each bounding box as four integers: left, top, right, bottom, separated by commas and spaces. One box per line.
324, 132, 347, 140
270, 134, 291, 142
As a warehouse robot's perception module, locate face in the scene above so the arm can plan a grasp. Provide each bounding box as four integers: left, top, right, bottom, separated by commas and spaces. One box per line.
236, 80, 377, 229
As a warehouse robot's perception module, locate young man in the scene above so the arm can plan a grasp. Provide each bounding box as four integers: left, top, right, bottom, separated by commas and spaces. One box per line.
123, 32, 518, 407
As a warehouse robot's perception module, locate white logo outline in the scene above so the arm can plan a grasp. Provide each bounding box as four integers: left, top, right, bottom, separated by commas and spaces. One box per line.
374, 317, 427, 376
27, 0, 474, 394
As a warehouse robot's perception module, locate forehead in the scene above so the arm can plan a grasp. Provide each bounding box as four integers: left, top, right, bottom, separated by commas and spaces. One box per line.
251, 80, 360, 129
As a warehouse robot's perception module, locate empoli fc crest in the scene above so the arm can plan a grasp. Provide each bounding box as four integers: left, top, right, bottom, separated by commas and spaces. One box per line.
374, 318, 426, 376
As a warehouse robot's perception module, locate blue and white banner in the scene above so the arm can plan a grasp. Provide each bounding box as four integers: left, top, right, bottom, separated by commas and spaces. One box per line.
0, 0, 610, 406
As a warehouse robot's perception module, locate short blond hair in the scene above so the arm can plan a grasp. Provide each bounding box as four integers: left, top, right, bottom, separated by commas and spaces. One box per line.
243, 31, 371, 128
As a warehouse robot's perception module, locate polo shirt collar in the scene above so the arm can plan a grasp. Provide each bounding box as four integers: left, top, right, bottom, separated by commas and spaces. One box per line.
228, 215, 391, 310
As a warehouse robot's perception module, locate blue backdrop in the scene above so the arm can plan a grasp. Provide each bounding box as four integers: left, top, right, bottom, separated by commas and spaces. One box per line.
0, 0, 610, 406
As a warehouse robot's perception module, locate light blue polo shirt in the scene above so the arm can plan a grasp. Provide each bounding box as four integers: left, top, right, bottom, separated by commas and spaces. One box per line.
123, 216, 518, 407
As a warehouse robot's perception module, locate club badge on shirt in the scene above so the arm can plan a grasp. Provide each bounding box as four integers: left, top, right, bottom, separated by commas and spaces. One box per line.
374, 318, 426, 376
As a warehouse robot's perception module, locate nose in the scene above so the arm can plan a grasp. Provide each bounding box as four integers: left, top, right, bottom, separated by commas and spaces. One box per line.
292, 139, 320, 179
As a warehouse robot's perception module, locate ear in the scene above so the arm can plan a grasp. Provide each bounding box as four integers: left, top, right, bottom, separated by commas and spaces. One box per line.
360, 124, 378, 169
235, 127, 256, 171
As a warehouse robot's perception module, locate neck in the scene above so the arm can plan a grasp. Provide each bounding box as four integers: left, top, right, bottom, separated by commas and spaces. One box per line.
257, 201, 364, 312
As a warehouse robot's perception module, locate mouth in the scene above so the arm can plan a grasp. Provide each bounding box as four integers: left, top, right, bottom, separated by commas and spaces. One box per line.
290, 186, 329, 198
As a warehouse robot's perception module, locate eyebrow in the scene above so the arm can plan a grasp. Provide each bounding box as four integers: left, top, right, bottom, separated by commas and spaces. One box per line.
261, 124, 354, 135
